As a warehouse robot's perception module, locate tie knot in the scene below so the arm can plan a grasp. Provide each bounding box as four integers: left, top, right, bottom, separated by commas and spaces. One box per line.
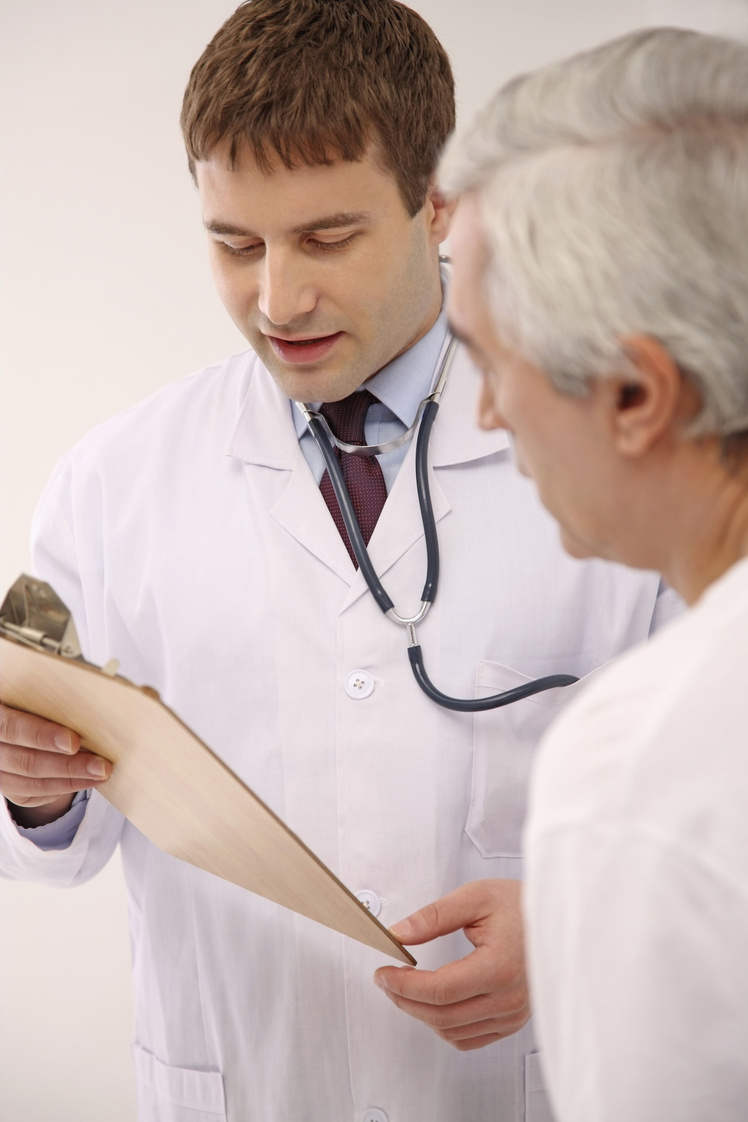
320, 390, 376, 445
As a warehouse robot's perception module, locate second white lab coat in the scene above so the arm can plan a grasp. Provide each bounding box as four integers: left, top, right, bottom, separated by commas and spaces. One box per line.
0, 344, 678, 1122
525, 558, 748, 1122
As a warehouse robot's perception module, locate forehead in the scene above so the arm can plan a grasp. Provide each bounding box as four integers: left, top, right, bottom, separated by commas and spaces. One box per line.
195, 139, 405, 225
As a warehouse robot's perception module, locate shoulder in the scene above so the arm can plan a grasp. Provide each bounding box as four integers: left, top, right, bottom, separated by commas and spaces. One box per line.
564, 559, 748, 734
33, 349, 274, 528
529, 560, 748, 845
51, 349, 267, 480
83, 349, 259, 451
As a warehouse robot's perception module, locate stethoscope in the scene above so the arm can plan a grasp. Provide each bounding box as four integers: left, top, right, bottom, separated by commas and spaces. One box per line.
295, 331, 578, 712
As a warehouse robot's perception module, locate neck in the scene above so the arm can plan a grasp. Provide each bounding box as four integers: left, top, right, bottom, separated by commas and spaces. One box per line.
658, 450, 748, 605
389, 264, 444, 364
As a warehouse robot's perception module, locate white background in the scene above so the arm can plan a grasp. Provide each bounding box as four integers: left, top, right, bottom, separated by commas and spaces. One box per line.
2, 2, 746, 1118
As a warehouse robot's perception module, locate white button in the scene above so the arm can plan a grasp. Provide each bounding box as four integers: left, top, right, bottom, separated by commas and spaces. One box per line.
344, 669, 374, 699
363, 1111, 389, 1122
355, 890, 382, 917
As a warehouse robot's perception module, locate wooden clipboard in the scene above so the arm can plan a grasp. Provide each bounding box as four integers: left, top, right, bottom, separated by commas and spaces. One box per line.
0, 576, 414, 964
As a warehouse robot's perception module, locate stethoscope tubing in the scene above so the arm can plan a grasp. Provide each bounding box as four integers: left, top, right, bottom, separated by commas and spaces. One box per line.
306, 412, 395, 615
303, 341, 578, 711
414, 399, 440, 605
408, 647, 578, 712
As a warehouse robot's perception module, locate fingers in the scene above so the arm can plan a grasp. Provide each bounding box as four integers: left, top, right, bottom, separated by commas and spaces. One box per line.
374, 952, 530, 1050
375, 942, 526, 1010
445, 1030, 505, 1053
374, 968, 528, 1049
376, 945, 498, 1006
0, 703, 81, 755
375, 879, 531, 1050
1, 745, 111, 806
0, 703, 111, 808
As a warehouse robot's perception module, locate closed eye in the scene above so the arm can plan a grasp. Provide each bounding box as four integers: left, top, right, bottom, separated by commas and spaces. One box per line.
308, 234, 356, 252
217, 241, 261, 257
216, 233, 358, 257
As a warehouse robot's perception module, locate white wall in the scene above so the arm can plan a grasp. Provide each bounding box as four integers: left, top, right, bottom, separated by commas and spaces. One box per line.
1, 2, 743, 1118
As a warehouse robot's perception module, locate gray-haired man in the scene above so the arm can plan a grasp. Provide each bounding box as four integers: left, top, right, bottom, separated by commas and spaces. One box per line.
376, 26, 748, 1122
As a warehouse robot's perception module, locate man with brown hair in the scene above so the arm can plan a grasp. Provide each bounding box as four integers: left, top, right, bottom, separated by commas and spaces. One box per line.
0, 3, 675, 1119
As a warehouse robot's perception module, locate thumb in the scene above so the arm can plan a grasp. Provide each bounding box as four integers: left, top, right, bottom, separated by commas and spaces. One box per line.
389, 896, 466, 947
390, 881, 505, 946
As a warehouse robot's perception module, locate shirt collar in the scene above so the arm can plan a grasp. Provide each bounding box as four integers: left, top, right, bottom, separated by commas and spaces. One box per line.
291, 297, 449, 441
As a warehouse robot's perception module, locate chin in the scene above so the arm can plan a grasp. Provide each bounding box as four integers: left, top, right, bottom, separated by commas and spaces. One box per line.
558, 526, 597, 560
266, 364, 358, 406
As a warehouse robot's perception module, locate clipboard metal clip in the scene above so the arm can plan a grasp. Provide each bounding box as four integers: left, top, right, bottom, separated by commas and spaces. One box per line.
0, 575, 83, 659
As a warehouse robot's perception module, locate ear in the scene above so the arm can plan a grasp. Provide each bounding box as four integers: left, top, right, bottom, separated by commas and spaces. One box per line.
425, 180, 457, 244
606, 335, 701, 458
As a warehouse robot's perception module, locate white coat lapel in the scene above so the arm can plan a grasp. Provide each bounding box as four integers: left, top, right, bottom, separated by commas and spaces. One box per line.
226, 356, 356, 586
272, 451, 357, 584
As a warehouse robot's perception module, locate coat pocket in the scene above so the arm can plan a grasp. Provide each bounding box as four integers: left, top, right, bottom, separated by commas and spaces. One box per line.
132, 1043, 227, 1122
525, 1051, 557, 1122
465, 661, 589, 858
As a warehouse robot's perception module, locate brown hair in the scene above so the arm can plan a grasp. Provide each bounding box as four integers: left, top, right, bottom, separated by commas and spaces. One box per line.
180, 0, 455, 217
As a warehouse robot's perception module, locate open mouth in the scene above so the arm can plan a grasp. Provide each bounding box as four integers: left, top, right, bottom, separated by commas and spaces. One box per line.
268, 332, 344, 364
283, 337, 329, 346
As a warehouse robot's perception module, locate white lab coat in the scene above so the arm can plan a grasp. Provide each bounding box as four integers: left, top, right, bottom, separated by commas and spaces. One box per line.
0, 345, 677, 1122
524, 557, 748, 1122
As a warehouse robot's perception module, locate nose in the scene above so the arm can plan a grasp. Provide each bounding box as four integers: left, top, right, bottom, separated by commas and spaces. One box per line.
257, 247, 317, 326
477, 373, 509, 431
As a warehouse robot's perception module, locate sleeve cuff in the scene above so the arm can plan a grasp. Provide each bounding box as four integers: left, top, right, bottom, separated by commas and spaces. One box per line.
14, 789, 90, 851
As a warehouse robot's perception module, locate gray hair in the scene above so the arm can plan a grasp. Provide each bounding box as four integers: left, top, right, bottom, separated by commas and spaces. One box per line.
440, 28, 748, 437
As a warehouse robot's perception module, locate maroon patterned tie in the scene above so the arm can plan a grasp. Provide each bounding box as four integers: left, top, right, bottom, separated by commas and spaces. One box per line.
319, 390, 388, 567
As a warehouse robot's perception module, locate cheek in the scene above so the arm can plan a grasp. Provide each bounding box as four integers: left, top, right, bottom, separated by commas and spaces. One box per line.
558, 524, 596, 559
208, 256, 231, 302
526, 446, 601, 555
208, 255, 246, 312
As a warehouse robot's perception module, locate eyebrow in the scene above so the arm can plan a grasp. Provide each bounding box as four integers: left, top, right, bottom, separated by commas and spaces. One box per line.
204, 211, 373, 236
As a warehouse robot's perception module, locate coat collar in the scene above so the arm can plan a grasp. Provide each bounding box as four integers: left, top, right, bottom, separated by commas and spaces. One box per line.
226, 346, 510, 602
226, 344, 509, 470
428, 344, 510, 465
226, 354, 299, 469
